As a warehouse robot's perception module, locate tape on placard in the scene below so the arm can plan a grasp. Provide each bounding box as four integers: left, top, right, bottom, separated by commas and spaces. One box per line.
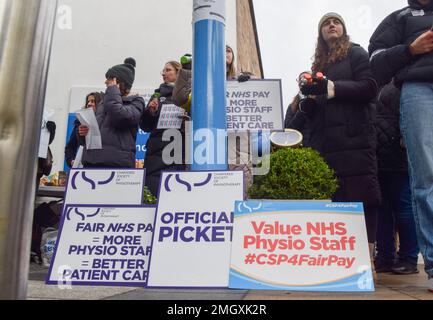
193, 0, 226, 24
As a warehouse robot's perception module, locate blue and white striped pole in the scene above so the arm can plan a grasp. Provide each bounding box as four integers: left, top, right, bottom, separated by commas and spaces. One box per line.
191, 0, 227, 171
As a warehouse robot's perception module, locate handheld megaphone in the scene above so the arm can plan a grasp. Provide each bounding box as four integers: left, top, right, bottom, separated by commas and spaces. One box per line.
270, 129, 304, 150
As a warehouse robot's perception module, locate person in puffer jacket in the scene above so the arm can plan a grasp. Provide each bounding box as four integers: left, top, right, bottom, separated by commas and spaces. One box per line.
65, 92, 103, 168
140, 61, 185, 197
369, 0, 433, 292
292, 13, 380, 259
79, 58, 144, 168
374, 82, 419, 275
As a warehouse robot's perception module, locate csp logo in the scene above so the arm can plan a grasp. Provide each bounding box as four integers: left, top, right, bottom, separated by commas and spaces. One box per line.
164, 173, 212, 192
71, 171, 116, 190
66, 207, 101, 221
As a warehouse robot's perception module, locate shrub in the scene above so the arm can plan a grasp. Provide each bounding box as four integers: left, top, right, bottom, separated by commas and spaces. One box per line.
248, 147, 338, 200
143, 186, 157, 205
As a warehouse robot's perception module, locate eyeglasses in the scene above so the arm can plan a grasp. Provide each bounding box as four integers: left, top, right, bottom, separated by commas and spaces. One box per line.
161, 68, 175, 75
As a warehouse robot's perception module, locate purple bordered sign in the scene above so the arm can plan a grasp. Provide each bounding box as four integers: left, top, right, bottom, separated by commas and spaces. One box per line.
146, 170, 244, 288
64, 168, 146, 206
46, 205, 156, 287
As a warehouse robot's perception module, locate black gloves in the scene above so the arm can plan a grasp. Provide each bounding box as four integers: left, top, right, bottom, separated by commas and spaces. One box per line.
238, 73, 251, 83
300, 74, 328, 96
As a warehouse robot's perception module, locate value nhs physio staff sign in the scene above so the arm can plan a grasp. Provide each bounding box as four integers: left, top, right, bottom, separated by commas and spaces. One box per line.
147, 171, 244, 288
229, 201, 374, 292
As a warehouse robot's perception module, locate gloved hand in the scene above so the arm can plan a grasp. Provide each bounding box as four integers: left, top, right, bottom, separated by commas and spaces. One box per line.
300, 75, 328, 96
46, 121, 56, 135
46, 121, 56, 144
238, 73, 251, 83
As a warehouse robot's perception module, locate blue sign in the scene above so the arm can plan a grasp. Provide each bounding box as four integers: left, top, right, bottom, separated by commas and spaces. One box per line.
64, 113, 150, 171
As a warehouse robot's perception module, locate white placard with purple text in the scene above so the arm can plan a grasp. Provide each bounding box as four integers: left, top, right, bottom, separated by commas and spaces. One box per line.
147, 171, 244, 288
227, 79, 284, 132
47, 206, 155, 287
65, 169, 146, 205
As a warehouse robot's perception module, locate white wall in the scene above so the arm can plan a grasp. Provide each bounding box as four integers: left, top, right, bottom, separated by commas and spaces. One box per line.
44, 0, 237, 174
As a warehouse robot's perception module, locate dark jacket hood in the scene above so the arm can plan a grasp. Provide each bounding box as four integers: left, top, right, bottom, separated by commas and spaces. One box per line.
408, 0, 433, 10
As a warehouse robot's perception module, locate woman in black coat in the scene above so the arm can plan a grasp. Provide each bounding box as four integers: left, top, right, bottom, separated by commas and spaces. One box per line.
289, 13, 380, 248
140, 61, 185, 196
65, 92, 102, 168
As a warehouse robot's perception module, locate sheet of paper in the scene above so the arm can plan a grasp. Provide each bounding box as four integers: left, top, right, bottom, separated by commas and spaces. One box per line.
72, 146, 84, 168
38, 109, 55, 159
38, 126, 50, 159
76, 109, 102, 150
157, 104, 184, 129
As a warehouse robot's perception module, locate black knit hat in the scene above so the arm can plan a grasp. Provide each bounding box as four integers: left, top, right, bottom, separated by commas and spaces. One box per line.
105, 57, 136, 89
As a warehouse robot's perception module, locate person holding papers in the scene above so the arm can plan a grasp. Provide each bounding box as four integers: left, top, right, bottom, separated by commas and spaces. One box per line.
79, 58, 144, 168
139, 61, 184, 196
65, 92, 102, 168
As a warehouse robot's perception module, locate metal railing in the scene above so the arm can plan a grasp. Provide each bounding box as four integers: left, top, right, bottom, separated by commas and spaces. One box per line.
0, 0, 58, 300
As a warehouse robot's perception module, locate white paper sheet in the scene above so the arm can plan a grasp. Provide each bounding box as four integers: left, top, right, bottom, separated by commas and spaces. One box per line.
157, 104, 184, 130
72, 146, 84, 168
38, 126, 50, 159
38, 109, 55, 159
76, 109, 102, 150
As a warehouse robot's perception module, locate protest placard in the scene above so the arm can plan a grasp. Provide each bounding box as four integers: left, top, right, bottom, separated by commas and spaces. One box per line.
226, 80, 284, 132
65, 169, 146, 205
157, 104, 184, 129
47, 206, 156, 286
147, 171, 244, 288
229, 201, 374, 292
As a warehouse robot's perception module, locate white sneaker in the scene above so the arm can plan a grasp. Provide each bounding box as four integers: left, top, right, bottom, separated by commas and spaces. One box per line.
428, 278, 433, 293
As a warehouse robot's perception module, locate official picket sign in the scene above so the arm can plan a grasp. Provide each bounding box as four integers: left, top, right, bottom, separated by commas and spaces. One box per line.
226, 79, 284, 132
147, 171, 244, 288
47, 206, 155, 286
229, 201, 374, 292
65, 169, 146, 205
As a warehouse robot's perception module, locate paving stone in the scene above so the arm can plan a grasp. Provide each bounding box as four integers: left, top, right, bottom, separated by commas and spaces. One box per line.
26, 264, 432, 300
27, 281, 139, 300
105, 289, 248, 300
243, 286, 416, 300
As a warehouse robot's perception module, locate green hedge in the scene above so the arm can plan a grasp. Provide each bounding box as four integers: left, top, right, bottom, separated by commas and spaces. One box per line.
248, 148, 338, 200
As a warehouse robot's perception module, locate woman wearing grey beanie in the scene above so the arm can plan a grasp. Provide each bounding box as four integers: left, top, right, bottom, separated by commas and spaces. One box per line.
289, 13, 380, 261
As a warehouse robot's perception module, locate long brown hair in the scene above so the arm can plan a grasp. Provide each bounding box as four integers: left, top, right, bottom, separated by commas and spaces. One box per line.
84, 92, 103, 109
226, 45, 237, 80
312, 34, 351, 73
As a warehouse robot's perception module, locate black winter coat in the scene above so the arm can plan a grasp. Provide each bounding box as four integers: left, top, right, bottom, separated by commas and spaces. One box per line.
140, 83, 185, 195
291, 44, 381, 207
284, 100, 312, 147
375, 83, 408, 172
82, 86, 144, 168
369, 0, 433, 86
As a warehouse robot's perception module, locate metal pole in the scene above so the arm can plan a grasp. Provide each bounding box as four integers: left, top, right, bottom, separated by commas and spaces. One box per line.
191, 0, 228, 171
0, 0, 58, 300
